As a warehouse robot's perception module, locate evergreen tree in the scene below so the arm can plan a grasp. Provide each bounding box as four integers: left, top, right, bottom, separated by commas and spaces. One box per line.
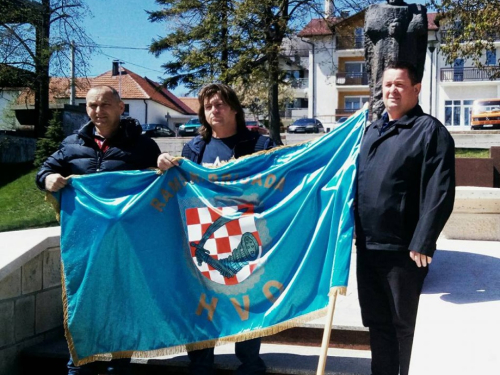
34, 112, 64, 167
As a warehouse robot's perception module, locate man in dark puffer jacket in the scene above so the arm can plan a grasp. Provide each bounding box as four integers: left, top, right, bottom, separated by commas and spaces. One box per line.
36, 85, 161, 192
36, 85, 161, 375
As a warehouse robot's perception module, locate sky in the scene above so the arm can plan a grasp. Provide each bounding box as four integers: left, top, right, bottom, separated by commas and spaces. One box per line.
79, 0, 429, 98
80, 0, 188, 95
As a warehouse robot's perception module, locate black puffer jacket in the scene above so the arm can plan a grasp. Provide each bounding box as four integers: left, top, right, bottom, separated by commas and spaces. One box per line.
36, 118, 161, 190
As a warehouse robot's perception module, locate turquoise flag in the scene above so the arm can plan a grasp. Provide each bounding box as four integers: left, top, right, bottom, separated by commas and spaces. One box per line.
60, 109, 366, 365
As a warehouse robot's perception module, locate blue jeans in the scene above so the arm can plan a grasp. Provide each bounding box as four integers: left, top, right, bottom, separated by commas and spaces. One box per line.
188, 338, 266, 375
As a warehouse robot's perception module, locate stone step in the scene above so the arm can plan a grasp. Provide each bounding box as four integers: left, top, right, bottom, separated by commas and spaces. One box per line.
21, 326, 370, 375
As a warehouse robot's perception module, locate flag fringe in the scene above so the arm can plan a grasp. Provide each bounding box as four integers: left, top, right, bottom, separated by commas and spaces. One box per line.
45, 192, 61, 222
69, 286, 346, 366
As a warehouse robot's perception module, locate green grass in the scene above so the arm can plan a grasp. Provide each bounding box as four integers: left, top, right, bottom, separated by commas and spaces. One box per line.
455, 148, 490, 158
0, 163, 59, 232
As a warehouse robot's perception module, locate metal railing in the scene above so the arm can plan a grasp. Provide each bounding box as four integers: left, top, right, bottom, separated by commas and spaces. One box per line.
336, 72, 368, 86
336, 36, 364, 50
289, 78, 308, 89
440, 30, 500, 42
335, 108, 359, 115
440, 67, 500, 82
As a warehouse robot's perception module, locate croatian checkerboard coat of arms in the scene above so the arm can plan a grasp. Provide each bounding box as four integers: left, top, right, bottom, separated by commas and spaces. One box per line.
186, 204, 263, 285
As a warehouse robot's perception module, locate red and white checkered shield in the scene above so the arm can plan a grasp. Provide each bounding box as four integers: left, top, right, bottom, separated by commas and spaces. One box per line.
186, 204, 263, 285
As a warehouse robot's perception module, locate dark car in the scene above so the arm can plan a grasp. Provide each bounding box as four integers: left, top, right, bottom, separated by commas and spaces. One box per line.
287, 118, 324, 133
245, 120, 269, 135
141, 123, 175, 137
179, 118, 201, 136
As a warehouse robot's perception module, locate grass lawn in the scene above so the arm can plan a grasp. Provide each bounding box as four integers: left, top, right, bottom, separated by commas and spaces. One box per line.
455, 148, 490, 158
0, 163, 59, 232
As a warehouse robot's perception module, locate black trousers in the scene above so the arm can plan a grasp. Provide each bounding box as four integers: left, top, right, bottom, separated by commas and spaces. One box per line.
187, 338, 265, 375
356, 250, 428, 375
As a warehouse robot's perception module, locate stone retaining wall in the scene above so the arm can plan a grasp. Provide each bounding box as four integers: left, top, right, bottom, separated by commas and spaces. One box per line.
0, 246, 64, 375
442, 187, 500, 241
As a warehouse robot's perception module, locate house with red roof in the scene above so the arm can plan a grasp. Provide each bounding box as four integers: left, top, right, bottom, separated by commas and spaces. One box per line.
13, 63, 196, 132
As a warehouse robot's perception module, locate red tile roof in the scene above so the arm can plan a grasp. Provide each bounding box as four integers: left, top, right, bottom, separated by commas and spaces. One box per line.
298, 17, 339, 37
428, 13, 438, 30
299, 12, 440, 37
179, 97, 200, 113
16, 68, 195, 115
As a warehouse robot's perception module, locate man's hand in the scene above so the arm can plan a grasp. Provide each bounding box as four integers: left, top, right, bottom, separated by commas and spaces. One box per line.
157, 153, 179, 171
409, 251, 432, 268
45, 173, 68, 192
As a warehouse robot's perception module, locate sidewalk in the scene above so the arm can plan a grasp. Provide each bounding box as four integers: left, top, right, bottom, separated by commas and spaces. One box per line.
2, 228, 499, 375
410, 238, 500, 375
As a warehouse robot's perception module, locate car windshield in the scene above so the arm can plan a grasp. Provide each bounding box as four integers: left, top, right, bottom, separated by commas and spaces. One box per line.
293, 118, 315, 125
186, 118, 201, 125
246, 121, 259, 126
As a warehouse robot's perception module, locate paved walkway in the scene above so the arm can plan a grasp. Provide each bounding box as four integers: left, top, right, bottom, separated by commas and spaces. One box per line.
2, 228, 499, 374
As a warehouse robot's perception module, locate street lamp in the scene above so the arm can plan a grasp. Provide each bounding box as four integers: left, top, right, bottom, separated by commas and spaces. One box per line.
428, 31, 439, 117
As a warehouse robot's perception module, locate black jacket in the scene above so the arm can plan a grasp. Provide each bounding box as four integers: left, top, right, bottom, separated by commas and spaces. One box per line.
355, 105, 455, 257
181, 128, 275, 163
36, 119, 161, 190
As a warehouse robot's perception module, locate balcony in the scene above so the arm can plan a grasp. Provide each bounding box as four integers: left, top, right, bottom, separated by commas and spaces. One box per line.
336, 36, 364, 50
335, 108, 360, 115
336, 72, 368, 86
440, 30, 500, 42
289, 78, 308, 89
440, 67, 500, 82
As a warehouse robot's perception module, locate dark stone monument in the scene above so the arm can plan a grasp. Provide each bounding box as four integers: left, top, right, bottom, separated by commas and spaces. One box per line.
364, 0, 428, 121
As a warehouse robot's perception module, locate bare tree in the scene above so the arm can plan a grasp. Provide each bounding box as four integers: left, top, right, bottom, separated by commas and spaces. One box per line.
0, 0, 95, 137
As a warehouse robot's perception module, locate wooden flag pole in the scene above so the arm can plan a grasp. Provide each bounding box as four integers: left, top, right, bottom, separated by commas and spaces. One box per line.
316, 288, 339, 375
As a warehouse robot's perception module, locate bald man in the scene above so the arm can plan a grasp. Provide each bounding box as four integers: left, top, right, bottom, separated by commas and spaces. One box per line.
36, 85, 161, 192
36, 86, 161, 375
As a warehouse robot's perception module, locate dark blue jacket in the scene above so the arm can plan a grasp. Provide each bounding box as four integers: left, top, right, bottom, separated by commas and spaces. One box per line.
355, 105, 455, 257
36, 119, 161, 190
181, 128, 275, 163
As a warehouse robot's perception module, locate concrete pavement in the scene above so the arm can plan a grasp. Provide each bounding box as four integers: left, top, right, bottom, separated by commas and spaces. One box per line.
2, 228, 499, 374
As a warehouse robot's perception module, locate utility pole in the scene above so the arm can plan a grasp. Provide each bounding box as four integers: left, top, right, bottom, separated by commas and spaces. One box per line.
70, 40, 75, 105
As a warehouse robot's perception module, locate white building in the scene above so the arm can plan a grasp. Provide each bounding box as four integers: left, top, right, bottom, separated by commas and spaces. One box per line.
294, 9, 500, 130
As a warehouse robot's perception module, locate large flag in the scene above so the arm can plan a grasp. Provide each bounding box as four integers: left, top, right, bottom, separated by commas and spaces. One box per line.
59, 109, 366, 365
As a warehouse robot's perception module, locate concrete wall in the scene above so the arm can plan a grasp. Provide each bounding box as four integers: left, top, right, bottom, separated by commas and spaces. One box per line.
0, 135, 36, 163
0, 245, 64, 375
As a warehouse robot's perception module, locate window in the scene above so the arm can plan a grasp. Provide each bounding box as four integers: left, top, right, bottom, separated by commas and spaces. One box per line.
445, 99, 473, 126
123, 104, 130, 117
345, 96, 369, 112
486, 50, 497, 66
354, 28, 364, 48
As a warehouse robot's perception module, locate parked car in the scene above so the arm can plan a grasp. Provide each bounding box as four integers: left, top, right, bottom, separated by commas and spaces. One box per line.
336, 116, 348, 124
178, 118, 201, 136
287, 118, 324, 133
245, 120, 269, 135
141, 123, 175, 137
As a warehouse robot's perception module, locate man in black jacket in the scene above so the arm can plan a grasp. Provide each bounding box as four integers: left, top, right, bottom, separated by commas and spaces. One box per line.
36, 85, 161, 374
355, 61, 455, 375
158, 83, 273, 375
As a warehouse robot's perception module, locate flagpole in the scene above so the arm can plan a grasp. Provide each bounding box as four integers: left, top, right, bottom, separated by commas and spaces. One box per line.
316, 288, 339, 375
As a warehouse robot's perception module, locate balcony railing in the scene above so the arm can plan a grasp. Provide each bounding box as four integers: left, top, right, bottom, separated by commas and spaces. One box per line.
440, 67, 500, 82
289, 78, 308, 89
335, 108, 360, 115
440, 30, 500, 42
336, 72, 368, 86
336, 36, 364, 50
